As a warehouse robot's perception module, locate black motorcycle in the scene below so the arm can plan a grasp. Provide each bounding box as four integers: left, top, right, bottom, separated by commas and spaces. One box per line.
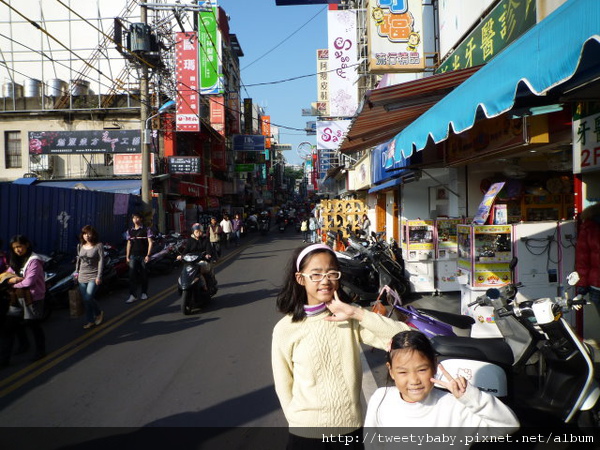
178, 253, 217, 315
336, 231, 409, 306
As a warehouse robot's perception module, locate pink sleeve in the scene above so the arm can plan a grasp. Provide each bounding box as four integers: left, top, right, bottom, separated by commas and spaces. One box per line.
13, 259, 44, 289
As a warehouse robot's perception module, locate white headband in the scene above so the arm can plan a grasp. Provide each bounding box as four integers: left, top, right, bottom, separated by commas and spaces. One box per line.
296, 244, 332, 271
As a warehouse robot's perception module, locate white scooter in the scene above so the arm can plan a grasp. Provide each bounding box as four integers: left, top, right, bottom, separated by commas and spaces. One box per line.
432, 271, 600, 427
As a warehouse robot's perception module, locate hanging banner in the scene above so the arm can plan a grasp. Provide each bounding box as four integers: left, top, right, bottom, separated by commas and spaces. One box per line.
198, 5, 224, 95
175, 32, 200, 132
327, 9, 358, 117
367, 0, 425, 73
317, 120, 352, 150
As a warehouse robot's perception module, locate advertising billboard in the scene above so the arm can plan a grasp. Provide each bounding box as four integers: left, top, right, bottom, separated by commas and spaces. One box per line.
367, 0, 425, 73
317, 120, 352, 150
28, 130, 141, 154
316, 49, 330, 116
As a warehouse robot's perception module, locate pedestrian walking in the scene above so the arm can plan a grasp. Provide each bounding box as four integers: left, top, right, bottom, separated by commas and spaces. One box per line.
300, 217, 309, 243
208, 217, 222, 261
271, 244, 409, 448
74, 225, 105, 329
220, 214, 233, 248
232, 213, 243, 246
308, 214, 319, 243
125, 212, 154, 303
1, 235, 47, 366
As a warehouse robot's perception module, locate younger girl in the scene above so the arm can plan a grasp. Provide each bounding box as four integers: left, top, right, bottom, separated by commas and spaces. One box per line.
365, 330, 519, 437
272, 244, 409, 448
74, 225, 105, 329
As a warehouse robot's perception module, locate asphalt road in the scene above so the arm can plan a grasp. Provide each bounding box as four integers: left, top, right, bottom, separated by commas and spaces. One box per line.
0, 230, 316, 447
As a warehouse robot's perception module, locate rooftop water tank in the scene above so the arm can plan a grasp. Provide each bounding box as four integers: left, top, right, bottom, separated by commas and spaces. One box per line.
2, 82, 23, 98
47, 79, 68, 97
23, 78, 42, 98
70, 79, 90, 96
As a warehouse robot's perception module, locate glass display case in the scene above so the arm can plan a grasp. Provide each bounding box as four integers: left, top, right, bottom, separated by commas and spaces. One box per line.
435, 218, 462, 259
403, 220, 434, 261
457, 224, 512, 288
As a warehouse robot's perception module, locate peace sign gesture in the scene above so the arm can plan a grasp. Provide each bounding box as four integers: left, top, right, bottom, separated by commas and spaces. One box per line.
430, 363, 468, 399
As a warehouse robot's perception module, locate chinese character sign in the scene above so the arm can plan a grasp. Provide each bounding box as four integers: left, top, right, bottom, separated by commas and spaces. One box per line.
28, 130, 141, 154
317, 120, 352, 150
316, 49, 330, 116
573, 111, 600, 174
198, 7, 224, 95
176, 32, 200, 132
327, 9, 358, 117
367, 0, 425, 73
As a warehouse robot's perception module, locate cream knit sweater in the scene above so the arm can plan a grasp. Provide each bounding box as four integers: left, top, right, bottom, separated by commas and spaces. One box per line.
272, 309, 409, 438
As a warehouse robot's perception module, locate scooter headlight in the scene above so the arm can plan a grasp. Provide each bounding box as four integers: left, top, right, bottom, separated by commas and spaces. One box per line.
183, 254, 199, 263
185, 265, 196, 275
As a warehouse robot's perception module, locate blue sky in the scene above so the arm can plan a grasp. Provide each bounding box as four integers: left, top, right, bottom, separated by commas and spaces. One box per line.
217, 1, 328, 165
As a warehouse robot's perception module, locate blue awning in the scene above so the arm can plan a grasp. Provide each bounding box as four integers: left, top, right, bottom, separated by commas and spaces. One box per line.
368, 176, 403, 194
13, 177, 38, 185
37, 179, 141, 195
387, 0, 600, 165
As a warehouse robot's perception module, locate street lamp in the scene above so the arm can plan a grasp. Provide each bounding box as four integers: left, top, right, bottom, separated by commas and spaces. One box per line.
141, 99, 175, 213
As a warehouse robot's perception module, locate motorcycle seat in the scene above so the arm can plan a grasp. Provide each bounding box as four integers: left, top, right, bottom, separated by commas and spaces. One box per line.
431, 336, 514, 367
416, 308, 475, 330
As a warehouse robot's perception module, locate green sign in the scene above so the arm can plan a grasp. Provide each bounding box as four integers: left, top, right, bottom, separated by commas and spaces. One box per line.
436, 0, 536, 74
235, 164, 255, 172
198, 7, 223, 94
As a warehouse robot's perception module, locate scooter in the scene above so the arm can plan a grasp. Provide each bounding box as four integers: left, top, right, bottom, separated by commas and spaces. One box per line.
178, 253, 218, 315
431, 272, 600, 427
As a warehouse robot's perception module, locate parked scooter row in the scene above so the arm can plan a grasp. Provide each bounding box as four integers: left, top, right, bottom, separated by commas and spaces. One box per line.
334, 229, 410, 306
383, 257, 599, 427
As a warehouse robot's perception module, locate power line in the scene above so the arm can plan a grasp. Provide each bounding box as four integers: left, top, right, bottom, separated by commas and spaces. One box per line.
241, 6, 326, 72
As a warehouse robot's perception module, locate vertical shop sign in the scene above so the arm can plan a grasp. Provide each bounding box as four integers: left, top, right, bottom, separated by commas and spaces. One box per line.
327, 8, 358, 117
228, 91, 241, 134
198, 4, 224, 94
209, 96, 225, 136
244, 98, 253, 134
261, 115, 272, 149
573, 110, 600, 174
316, 49, 330, 116
436, 0, 536, 74
175, 32, 200, 132
367, 0, 425, 73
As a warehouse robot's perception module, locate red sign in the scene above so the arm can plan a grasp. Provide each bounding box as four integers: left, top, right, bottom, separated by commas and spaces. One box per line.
113, 153, 155, 175
176, 32, 200, 132
179, 181, 206, 197
261, 115, 271, 149
208, 177, 223, 197
209, 96, 225, 136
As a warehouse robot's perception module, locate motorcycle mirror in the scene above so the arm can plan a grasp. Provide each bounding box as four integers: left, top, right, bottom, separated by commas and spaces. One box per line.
567, 272, 580, 286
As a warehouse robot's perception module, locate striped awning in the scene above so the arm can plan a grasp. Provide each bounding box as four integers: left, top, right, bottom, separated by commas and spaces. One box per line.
338, 66, 481, 154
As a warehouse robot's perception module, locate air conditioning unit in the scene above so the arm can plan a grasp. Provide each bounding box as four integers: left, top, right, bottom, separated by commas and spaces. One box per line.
29, 154, 54, 172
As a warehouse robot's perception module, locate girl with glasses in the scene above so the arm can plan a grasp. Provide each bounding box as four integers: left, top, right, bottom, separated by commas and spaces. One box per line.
272, 243, 409, 449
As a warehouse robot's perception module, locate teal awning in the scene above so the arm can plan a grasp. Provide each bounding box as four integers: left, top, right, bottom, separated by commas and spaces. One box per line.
387, 0, 600, 166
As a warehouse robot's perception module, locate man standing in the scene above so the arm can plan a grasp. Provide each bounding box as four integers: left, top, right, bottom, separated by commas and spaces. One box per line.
220, 214, 233, 248
208, 217, 222, 261
125, 212, 154, 303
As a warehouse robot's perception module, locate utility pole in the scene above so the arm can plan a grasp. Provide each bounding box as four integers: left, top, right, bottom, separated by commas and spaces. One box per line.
140, 0, 151, 216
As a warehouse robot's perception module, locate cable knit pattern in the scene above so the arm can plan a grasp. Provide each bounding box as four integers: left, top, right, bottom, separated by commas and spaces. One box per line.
272, 309, 409, 438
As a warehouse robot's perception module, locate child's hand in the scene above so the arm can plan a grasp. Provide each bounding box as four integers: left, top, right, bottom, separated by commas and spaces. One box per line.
325, 291, 364, 322
431, 363, 467, 399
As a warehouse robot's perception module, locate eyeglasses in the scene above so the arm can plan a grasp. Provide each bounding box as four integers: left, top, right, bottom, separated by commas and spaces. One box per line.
300, 271, 342, 282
